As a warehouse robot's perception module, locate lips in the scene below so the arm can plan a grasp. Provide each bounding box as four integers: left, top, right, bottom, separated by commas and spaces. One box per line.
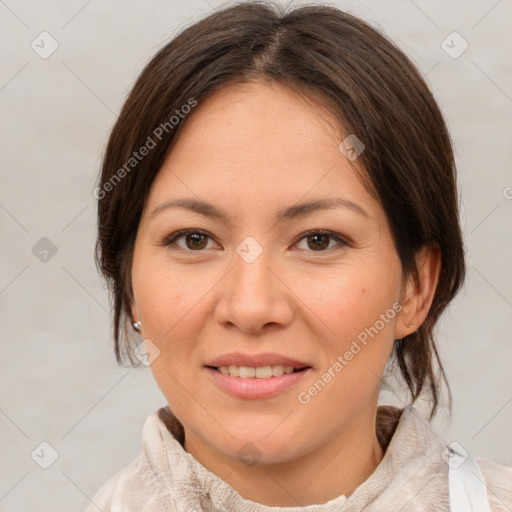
205, 365, 312, 399
205, 351, 311, 369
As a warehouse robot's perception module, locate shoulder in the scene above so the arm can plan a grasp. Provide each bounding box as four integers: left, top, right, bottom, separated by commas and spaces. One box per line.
85, 476, 114, 512
85, 409, 174, 512
85, 452, 147, 512
477, 458, 512, 511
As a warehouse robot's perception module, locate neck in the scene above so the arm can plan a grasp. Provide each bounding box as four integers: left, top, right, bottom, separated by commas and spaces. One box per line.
182, 405, 386, 507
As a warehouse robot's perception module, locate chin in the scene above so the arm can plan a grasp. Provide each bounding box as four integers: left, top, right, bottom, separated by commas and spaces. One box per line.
223, 437, 304, 467
219, 423, 307, 463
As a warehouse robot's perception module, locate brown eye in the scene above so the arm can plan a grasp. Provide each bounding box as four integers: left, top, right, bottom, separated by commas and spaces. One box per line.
307, 233, 331, 251
185, 232, 208, 250
295, 230, 347, 253
162, 229, 216, 251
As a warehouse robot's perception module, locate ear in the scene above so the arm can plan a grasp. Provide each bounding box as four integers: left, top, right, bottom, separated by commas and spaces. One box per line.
131, 305, 138, 323
396, 245, 441, 339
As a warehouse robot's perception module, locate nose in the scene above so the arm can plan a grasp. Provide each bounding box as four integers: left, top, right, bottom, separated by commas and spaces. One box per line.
214, 245, 294, 334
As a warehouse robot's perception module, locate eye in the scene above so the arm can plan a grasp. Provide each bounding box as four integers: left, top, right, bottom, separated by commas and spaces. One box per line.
161, 228, 348, 253
161, 229, 218, 251
294, 229, 348, 252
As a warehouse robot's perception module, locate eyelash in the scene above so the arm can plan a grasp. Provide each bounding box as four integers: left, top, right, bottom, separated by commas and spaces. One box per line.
160, 228, 349, 254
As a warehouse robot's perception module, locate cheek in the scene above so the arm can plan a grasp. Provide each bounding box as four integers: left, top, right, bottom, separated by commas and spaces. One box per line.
295, 263, 400, 398
300, 261, 401, 344
134, 259, 202, 337
134, 264, 206, 409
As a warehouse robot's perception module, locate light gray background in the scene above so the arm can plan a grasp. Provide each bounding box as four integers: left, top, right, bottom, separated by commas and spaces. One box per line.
1, 0, 511, 510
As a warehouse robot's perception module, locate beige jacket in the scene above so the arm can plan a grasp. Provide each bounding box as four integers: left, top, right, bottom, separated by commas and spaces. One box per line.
86, 405, 511, 511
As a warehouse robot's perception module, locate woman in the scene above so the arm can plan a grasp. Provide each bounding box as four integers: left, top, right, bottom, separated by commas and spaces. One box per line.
89, 2, 511, 510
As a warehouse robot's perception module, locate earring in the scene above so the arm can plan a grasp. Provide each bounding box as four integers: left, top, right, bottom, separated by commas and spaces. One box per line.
133, 320, 142, 331
407, 322, 415, 329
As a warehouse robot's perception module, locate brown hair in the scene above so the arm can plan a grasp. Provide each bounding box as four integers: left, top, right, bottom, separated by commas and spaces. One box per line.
95, 1, 465, 419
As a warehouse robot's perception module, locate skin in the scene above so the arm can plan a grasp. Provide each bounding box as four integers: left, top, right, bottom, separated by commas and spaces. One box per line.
131, 81, 440, 507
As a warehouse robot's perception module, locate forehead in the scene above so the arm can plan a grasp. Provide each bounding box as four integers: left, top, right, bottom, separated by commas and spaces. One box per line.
145, 81, 376, 220
171, 81, 343, 163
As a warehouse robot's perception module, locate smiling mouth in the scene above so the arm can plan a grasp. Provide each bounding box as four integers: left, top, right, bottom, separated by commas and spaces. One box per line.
206, 364, 311, 378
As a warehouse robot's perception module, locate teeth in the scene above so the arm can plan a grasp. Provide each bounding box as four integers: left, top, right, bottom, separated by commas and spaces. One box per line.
239, 366, 255, 378
272, 365, 284, 377
216, 364, 299, 378
255, 366, 271, 378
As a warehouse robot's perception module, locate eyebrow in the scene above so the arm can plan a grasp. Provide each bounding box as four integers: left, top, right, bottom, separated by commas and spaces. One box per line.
150, 197, 368, 223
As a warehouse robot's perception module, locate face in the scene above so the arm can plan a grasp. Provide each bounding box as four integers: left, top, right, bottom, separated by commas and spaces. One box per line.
131, 81, 409, 466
